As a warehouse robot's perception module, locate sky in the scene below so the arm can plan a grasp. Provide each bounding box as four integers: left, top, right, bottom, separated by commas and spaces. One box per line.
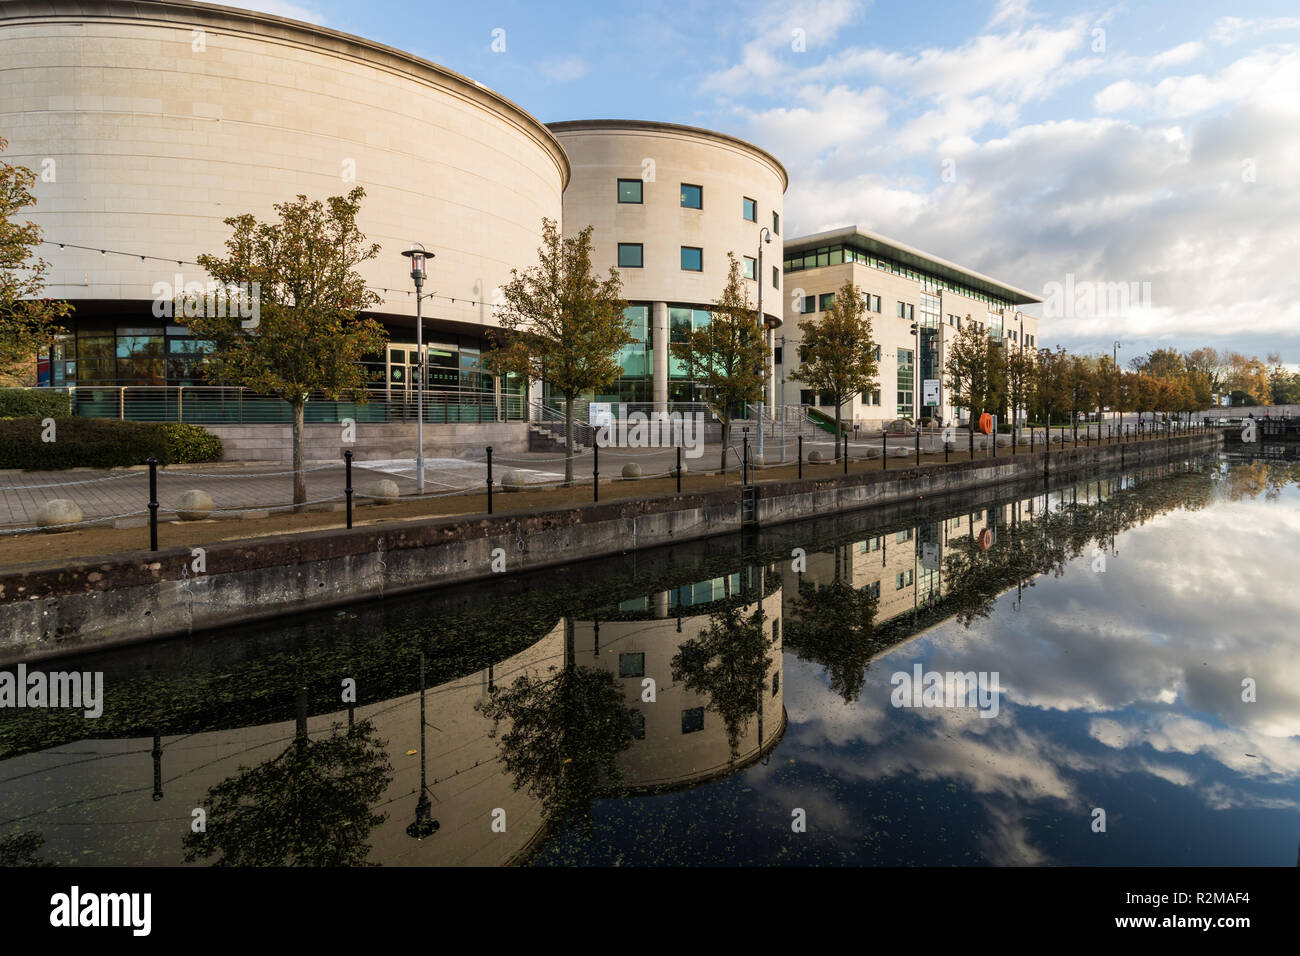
232, 0, 1300, 364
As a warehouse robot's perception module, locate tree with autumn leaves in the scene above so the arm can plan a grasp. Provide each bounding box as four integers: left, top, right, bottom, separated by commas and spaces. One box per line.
185, 188, 388, 507
788, 279, 879, 459
1, 137, 71, 385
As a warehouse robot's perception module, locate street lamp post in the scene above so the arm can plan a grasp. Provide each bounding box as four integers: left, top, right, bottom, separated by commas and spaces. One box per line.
401, 243, 434, 493
756, 227, 773, 460
1113, 340, 1121, 438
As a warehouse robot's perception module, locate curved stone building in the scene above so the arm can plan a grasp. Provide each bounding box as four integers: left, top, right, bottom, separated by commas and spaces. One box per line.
0, 0, 568, 405
549, 120, 787, 408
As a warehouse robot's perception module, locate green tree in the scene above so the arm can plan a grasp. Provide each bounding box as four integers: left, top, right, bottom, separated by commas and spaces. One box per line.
788, 280, 879, 459
181, 718, 393, 866
1003, 342, 1038, 441
186, 187, 388, 507
1, 137, 71, 384
483, 219, 629, 484
671, 253, 768, 477
785, 575, 880, 705
943, 319, 1005, 453
1034, 347, 1072, 435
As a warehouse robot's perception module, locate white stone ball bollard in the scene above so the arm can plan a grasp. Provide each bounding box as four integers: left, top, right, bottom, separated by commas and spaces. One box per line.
176, 489, 214, 520
36, 499, 82, 531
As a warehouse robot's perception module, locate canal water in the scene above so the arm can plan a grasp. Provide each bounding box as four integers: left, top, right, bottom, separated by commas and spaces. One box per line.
2, 452, 1297, 866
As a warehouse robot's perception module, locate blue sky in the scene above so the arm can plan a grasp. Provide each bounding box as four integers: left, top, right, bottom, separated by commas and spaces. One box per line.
240, 0, 1300, 363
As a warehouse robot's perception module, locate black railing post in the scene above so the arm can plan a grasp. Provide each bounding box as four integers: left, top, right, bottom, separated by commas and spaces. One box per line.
344, 449, 354, 529
486, 446, 494, 515
147, 456, 159, 552
915, 426, 920, 466
797, 435, 803, 479
593, 442, 599, 503
743, 434, 749, 486
1031, 426, 1035, 452
882, 430, 887, 470
676, 444, 682, 494
843, 433, 848, 474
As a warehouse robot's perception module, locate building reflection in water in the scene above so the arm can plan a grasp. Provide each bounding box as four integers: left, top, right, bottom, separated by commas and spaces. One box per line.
0, 458, 1235, 866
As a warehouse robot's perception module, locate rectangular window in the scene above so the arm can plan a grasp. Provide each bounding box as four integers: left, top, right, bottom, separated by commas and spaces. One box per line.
680, 246, 703, 271
871, 295, 881, 312
896, 570, 914, 590
772, 265, 779, 288
774, 346, 783, 366
772, 211, 780, 235
865, 580, 881, 599
680, 183, 703, 209
896, 528, 913, 543
819, 292, 835, 311
617, 179, 643, 203
772, 618, 781, 643
619, 652, 645, 678
743, 197, 757, 221
617, 243, 643, 268
772, 672, 780, 697
800, 389, 814, 406
681, 707, 705, 734
743, 256, 756, 280
629, 711, 646, 740
801, 295, 816, 314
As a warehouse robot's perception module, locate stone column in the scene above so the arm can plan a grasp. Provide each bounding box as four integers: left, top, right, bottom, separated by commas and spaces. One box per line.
653, 300, 669, 415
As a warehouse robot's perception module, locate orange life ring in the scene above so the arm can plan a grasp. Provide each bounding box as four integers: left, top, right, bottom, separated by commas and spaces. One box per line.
978, 413, 994, 435
978, 528, 993, 551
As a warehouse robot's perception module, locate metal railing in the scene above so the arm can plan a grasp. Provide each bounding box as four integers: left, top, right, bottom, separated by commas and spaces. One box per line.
57, 385, 526, 425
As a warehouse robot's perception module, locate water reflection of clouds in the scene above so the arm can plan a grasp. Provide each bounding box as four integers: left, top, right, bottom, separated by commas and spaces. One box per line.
781, 471, 1300, 861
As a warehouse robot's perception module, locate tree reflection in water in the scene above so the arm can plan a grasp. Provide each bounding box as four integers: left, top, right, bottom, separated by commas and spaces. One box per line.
181, 718, 392, 866
670, 602, 770, 760
477, 634, 633, 827
786, 576, 881, 705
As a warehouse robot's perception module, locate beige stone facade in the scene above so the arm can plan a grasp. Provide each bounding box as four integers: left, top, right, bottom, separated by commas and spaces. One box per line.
550, 120, 787, 409
779, 227, 1040, 431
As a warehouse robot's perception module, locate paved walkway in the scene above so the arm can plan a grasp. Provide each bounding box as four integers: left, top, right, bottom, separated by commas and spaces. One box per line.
0, 429, 1099, 530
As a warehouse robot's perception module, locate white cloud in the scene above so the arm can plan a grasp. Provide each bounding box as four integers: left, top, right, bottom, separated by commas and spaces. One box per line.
539, 56, 589, 83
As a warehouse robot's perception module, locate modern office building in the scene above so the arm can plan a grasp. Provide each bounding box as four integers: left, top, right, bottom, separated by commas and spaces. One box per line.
779, 227, 1041, 428
0, 0, 568, 413
550, 120, 786, 410
2, 0, 1041, 428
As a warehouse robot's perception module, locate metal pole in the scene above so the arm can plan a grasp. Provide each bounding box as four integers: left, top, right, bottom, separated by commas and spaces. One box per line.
344, 449, 353, 529
797, 435, 802, 479
915, 425, 920, 466
882, 430, 887, 470
843, 433, 848, 474
147, 456, 158, 552
743, 433, 749, 486
593, 442, 599, 503
756, 234, 766, 459
486, 446, 493, 515
676, 444, 682, 494
414, 282, 425, 494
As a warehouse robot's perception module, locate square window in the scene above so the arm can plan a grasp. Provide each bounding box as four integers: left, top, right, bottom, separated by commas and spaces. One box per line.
743, 197, 757, 221
681, 707, 705, 734
629, 711, 646, 740
819, 292, 835, 311
743, 256, 757, 280
681, 246, 703, 271
800, 295, 816, 314
618, 179, 643, 203
681, 183, 703, 209
619, 652, 645, 677
617, 243, 643, 268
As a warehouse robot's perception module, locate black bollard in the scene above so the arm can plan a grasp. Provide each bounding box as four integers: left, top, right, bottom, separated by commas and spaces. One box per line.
843, 433, 848, 474
676, 444, 682, 494
485, 446, 493, 515
882, 431, 887, 470
147, 456, 159, 552
593, 443, 599, 503
345, 449, 354, 528
915, 426, 920, 466
797, 435, 803, 480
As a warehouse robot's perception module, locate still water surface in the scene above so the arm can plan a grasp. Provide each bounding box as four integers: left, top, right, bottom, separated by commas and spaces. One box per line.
2, 454, 1297, 866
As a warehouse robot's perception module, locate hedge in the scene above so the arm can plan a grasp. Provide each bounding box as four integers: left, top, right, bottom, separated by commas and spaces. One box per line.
0, 389, 71, 419
0, 419, 223, 470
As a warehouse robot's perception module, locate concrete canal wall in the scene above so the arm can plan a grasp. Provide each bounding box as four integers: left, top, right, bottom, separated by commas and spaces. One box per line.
0, 431, 1222, 662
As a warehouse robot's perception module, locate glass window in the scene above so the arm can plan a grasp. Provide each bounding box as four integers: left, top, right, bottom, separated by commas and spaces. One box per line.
681, 707, 705, 734
680, 183, 703, 209
619, 652, 645, 678
871, 295, 881, 312
801, 295, 816, 314
681, 246, 703, 271
618, 179, 643, 203
772, 672, 780, 697
772, 265, 779, 288
819, 292, 835, 311
896, 570, 913, 589
629, 711, 646, 740
743, 256, 756, 280
773, 211, 780, 235
774, 346, 783, 366
618, 243, 643, 268
670, 307, 693, 344
743, 197, 756, 221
